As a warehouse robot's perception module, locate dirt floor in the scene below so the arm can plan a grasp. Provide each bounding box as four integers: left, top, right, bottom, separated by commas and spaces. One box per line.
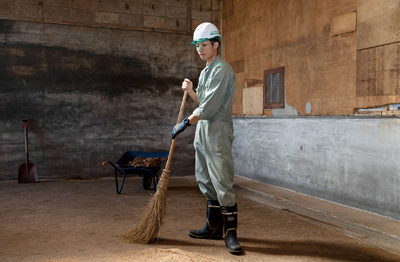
1, 175, 400, 262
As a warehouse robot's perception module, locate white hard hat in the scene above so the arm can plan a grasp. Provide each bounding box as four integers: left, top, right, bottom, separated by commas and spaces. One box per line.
191, 22, 221, 45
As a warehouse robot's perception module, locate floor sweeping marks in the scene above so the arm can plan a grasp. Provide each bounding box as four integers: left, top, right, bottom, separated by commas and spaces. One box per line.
42, 259, 79, 262
41, 249, 223, 262
123, 248, 224, 262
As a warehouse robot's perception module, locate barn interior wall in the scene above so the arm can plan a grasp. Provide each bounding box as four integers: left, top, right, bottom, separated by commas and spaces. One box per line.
0, 0, 221, 181
223, 0, 400, 116
223, 0, 400, 219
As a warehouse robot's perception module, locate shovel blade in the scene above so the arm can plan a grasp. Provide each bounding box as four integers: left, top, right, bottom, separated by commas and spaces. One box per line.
18, 162, 38, 183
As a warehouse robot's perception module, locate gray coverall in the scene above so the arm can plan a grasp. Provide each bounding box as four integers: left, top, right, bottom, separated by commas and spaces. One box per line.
192, 55, 236, 207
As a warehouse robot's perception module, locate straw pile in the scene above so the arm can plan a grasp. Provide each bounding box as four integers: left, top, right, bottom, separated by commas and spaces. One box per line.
125, 157, 166, 167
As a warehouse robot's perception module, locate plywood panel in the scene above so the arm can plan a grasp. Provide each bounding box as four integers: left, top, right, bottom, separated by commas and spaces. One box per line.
357, 0, 400, 50
357, 42, 400, 97
331, 12, 356, 36
243, 86, 263, 115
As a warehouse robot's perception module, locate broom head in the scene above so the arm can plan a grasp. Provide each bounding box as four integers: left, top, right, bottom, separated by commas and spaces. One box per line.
122, 169, 171, 244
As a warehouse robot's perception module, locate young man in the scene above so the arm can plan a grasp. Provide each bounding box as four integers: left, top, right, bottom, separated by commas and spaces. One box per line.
171, 22, 243, 255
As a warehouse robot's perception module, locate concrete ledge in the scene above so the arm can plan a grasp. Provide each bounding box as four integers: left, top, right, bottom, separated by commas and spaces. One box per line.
234, 176, 400, 255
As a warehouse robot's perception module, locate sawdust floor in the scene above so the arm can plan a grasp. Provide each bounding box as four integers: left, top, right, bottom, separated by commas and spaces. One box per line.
1, 176, 400, 262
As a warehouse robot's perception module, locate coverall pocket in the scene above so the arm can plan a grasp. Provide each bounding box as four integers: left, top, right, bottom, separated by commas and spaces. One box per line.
210, 122, 233, 155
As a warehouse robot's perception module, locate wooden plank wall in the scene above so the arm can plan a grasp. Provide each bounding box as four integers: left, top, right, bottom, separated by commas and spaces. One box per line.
222, 0, 400, 116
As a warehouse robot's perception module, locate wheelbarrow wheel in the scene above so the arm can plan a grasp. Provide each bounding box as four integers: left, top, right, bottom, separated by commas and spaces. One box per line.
141, 174, 152, 190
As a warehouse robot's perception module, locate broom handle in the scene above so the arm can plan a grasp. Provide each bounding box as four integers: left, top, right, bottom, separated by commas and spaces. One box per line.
164, 90, 188, 171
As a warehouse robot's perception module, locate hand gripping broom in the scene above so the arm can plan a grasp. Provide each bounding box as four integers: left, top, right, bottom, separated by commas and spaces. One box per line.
122, 90, 188, 244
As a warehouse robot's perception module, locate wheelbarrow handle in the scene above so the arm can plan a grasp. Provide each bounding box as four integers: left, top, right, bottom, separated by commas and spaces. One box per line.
103, 161, 119, 170
103, 161, 118, 169
102, 161, 124, 174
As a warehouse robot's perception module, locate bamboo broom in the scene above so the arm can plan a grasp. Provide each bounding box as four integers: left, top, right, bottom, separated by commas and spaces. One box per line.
122, 90, 188, 244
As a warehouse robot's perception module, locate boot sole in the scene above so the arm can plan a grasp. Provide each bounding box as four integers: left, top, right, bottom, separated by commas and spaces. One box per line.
188, 232, 223, 239
229, 249, 243, 255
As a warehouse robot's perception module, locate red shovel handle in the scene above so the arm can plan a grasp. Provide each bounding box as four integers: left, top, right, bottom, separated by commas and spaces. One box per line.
21, 118, 30, 129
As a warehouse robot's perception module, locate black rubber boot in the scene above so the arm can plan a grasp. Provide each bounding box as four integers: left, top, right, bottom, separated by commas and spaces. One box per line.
221, 204, 243, 255
188, 200, 223, 239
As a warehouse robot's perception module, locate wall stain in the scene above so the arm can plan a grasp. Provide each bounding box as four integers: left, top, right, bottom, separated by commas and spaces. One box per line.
0, 38, 198, 180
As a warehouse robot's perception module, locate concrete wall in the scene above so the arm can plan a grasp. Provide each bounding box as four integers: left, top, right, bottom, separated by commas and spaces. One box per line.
0, 1, 222, 181
233, 117, 400, 220
0, 19, 204, 181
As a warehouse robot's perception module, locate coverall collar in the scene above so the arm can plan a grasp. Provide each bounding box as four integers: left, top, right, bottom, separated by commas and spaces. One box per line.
206, 55, 221, 68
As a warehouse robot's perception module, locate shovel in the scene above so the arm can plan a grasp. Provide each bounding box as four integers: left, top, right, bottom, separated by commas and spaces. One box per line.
18, 118, 38, 183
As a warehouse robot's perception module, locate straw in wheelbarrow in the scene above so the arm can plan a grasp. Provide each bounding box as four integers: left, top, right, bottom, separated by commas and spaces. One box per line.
122, 90, 188, 244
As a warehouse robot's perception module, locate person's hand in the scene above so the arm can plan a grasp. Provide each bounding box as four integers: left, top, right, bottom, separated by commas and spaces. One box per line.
172, 118, 191, 139
182, 78, 193, 93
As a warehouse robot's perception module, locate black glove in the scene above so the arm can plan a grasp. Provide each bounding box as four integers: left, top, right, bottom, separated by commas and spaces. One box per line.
172, 118, 191, 139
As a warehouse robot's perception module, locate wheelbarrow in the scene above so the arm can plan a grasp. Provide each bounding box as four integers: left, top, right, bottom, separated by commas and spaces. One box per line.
102, 151, 169, 194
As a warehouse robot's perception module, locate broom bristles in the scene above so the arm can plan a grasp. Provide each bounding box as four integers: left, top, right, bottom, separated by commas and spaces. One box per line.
122, 169, 170, 244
